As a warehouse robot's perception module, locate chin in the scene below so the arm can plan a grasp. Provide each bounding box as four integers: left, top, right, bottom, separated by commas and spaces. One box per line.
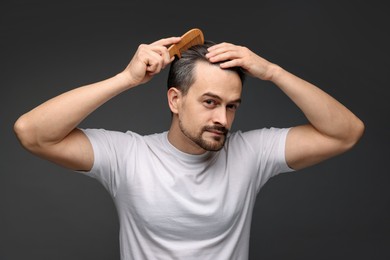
202, 138, 226, 152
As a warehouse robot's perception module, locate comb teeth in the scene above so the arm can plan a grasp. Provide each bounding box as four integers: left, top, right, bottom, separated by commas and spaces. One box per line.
168, 28, 205, 58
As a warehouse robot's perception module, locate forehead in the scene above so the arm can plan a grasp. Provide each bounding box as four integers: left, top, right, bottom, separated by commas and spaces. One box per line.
188, 61, 242, 100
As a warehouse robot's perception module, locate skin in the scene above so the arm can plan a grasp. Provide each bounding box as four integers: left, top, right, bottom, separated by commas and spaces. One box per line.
167, 61, 242, 154
14, 37, 364, 172
206, 43, 364, 169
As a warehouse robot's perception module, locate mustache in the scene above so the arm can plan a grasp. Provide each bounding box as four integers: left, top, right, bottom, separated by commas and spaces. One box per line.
202, 125, 229, 135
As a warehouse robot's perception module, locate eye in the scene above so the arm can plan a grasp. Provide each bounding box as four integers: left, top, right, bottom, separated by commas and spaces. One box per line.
227, 103, 239, 111
204, 99, 217, 108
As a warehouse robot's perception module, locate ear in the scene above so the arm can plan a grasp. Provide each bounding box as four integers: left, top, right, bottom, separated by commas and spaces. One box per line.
167, 87, 181, 114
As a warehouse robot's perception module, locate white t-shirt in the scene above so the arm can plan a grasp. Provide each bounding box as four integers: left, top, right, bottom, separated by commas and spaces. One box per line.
81, 128, 293, 260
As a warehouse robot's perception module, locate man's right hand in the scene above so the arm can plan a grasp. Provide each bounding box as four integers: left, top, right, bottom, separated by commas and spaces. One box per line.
120, 37, 181, 87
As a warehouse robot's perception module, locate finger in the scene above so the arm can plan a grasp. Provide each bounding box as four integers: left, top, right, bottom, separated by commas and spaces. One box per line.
146, 64, 161, 75
219, 59, 243, 69
208, 49, 241, 64
146, 54, 163, 74
207, 42, 235, 55
146, 62, 162, 75
150, 47, 169, 71
149, 45, 173, 67
207, 45, 240, 60
150, 36, 182, 47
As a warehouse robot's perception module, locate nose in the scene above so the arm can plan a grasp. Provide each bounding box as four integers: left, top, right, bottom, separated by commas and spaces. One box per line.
212, 107, 228, 127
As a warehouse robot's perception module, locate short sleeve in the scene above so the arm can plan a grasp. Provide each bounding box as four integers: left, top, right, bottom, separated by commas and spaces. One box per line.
78, 128, 134, 197
235, 127, 294, 192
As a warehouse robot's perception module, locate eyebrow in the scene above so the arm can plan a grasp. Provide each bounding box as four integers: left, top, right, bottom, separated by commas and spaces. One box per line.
201, 92, 242, 104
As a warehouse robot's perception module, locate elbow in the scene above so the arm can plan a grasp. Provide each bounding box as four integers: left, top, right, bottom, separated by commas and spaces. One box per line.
356, 118, 365, 140
351, 118, 365, 145
344, 117, 365, 151
14, 115, 38, 152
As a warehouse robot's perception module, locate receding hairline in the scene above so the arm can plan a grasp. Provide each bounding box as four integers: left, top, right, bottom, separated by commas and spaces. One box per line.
192, 59, 243, 85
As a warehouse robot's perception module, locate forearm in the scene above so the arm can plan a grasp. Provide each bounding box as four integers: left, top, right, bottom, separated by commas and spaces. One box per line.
14, 72, 133, 148
269, 64, 364, 144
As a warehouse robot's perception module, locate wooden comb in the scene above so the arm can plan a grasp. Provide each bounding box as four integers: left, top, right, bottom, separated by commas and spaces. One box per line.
168, 28, 204, 59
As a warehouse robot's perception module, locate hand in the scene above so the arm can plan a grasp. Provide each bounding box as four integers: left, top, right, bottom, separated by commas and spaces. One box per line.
206, 42, 277, 81
121, 36, 181, 87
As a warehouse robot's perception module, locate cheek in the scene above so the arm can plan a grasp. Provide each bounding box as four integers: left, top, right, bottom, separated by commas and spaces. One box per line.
179, 107, 199, 128
181, 111, 210, 134
179, 100, 212, 128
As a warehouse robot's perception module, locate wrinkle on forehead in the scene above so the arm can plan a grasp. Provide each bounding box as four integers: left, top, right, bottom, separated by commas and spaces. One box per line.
189, 62, 242, 102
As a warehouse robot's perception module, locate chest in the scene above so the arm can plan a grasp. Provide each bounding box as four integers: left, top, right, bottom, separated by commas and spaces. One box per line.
117, 158, 257, 240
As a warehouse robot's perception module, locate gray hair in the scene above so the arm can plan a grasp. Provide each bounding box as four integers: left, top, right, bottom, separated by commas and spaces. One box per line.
167, 40, 246, 95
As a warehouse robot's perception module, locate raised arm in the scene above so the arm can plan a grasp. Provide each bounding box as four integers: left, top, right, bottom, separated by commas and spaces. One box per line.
14, 37, 181, 171
206, 42, 364, 170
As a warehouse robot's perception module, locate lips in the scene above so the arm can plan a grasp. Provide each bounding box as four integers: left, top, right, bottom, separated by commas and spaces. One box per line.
203, 125, 228, 136
207, 129, 225, 135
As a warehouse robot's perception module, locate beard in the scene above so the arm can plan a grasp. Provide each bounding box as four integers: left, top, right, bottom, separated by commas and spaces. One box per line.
179, 119, 229, 151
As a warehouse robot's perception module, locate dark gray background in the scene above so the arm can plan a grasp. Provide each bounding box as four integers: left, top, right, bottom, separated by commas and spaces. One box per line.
1, 0, 389, 259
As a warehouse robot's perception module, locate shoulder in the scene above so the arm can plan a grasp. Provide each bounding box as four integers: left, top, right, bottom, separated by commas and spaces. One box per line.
81, 128, 166, 151
82, 128, 165, 142
228, 127, 291, 144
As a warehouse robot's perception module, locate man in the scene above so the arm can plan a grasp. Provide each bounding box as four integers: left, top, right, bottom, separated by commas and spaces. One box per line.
14, 35, 364, 259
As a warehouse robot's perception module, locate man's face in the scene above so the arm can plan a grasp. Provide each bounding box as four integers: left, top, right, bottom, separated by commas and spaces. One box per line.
177, 62, 242, 153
